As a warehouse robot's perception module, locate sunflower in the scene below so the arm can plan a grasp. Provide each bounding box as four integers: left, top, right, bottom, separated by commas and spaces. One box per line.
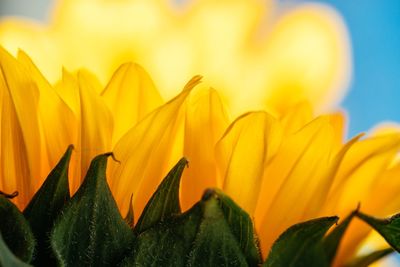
0, 0, 399, 266
0, 47, 399, 265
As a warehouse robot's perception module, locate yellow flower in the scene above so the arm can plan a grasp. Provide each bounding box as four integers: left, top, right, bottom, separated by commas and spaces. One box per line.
0, 0, 398, 266
0, 0, 350, 117
0, 48, 399, 265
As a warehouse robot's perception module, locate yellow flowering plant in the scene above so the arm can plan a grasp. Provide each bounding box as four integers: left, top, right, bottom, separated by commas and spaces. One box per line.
0, 0, 400, 267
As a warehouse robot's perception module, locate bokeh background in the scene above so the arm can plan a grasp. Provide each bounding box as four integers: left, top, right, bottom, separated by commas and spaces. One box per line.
0, 0, 399, 137
310, 0, 400, 137
0, 0, 399, 265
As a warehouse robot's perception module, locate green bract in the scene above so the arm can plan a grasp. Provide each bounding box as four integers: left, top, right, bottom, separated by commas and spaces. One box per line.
0, 147, 398, 266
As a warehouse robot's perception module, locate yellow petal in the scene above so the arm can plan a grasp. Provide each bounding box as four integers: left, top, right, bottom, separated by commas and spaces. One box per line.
326, 133, 400, 215
17, 50, 77, 173
279, 101, 313, 135
79, 68, 103, 94
0, 94, 31, 208
319, 133, 400, 264
256, 116, 337, 254
366, 163, 400, 215
0, 47, 41, 207
313, 133, 363, 216
53, 69, 83, 190
338, 164, 400, 265
101, 63, 163, 146
77, 69, 113, 190
180, 86, 229, 210
216, 111, 282, 214
54, 68, 80, 115
326, 111, 347, 146
111, 76, 202, 216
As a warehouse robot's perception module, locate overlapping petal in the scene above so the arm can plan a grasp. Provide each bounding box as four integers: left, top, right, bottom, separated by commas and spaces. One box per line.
110, 76, 202, 215
0, 48, 399, 266
0, 47, 41, 207
0, 1, 398, 266
180, 86, 229, 209
216, 111, 282, 213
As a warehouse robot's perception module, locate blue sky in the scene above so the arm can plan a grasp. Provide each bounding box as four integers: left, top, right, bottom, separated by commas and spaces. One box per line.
309, 0, 400, 136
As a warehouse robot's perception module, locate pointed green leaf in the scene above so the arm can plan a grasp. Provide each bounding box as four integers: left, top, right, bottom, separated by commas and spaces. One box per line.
263, 216, 338, 267
23, 145, 73, 266
134, 158, 188, 234
186, 191, 248, 267
121, 203, 203, 266
345, 248, 393, 267
214, 189, 262, 266
0, 232, 32, 267
323, 210, 357, 264
121, 189, 250, 267
51, 153, 135, 267
0, 196, 35, 263
356, 211, 400, 252
124, 194, 134, 228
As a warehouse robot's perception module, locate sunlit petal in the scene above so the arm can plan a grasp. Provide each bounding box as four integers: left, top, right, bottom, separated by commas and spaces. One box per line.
181, 86, 229, 209
77, 69, 113, 190
256, 116, 337, 253
327, 133, 400, 215
17, 50, 77, 174
111, 76, 202, 216
216, 111, 282, 214
0, 47, 41, 207
102, 63, 163, 146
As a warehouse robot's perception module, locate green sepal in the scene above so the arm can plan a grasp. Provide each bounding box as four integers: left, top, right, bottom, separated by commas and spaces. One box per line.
213, 189, 262, 266
124, 194, 135, 228
134, 158, 188, 234
121, 189, 250, 267
0, 232, 32, 267
124, 156, 260, 266
322, 209, 357, 264
345, 248, 393, 267
23, 145, 73, 265
121, 203, 203, 266
356, 211, 400, 252
51, 153, 135, 267
186, 190, 249, 266
0, 196, 35, 263
263, 216, 338, 267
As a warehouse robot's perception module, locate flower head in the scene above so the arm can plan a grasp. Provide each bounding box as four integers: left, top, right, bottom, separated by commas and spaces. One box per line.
0, 0, 397, 266
0, 47, 399, 265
